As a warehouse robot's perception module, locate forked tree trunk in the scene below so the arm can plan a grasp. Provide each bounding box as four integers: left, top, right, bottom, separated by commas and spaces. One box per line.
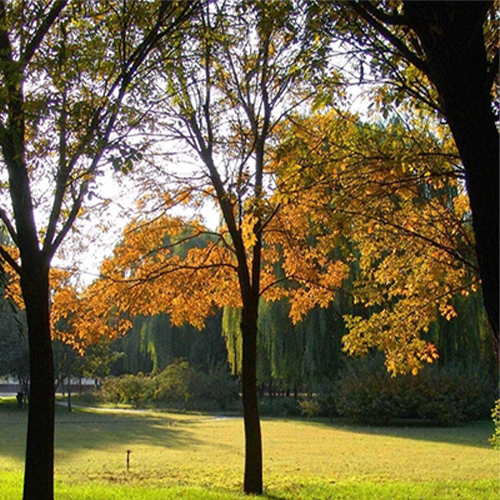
240, 300, 263, 495
21, 263, 55, 500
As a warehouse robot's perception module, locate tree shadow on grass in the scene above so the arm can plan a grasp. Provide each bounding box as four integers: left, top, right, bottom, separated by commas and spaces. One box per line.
290, 416, 494, 450
0, 404, 203, 464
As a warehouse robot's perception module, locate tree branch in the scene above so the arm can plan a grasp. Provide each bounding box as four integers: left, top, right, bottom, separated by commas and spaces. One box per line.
21, 0, 68, 68
358, 1, 408, 26
0, 207, 18, 245
0, 244, 21, 275
44, 2, 200, 258
348, 1, 429, 75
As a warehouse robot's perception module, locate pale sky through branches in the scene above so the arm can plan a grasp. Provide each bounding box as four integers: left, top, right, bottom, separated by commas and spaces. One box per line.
57, 162, 222, 287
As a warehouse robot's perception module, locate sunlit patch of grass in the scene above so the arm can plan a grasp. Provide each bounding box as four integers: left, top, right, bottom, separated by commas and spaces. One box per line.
2, 470, 498, 500
0, 403, 498, 499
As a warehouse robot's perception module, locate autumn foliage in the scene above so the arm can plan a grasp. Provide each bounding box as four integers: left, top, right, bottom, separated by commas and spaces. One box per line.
62, 207, 348, 346
272, 109, 477, 374
2, 106, 477, 377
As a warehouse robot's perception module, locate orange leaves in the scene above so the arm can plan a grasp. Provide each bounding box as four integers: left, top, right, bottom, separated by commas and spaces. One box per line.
88, 216, 242, 330
49, 269, 133, 353
260, 190, 348, 321
68, 178, 349, 336
419, 343, 439, 365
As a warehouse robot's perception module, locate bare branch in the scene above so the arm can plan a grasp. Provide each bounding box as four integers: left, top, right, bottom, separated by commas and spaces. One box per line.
348, 1, 429, 75
21, 0, 68, 68
0, 207, 18, 245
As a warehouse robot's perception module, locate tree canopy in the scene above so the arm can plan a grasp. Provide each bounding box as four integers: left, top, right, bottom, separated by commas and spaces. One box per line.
320, 0, 499, 351
272, 108, 477, 374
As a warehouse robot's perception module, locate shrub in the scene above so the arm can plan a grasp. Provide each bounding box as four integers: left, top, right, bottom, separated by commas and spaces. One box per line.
259, 397, 301, 417
336, 356, 496, 426
119, 373, 156, 407
489, 399, 499, 449
299, 398, 322, 418
155, 359, 192, 407
101, 360, 239, 412
101, 373, 155, 408
101, 376, 123, 405
187, 365, 239, 411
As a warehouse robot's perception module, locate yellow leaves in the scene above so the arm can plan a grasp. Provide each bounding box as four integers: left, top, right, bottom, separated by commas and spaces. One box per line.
440, 303, 458, 321
242, 213, 258, 249
18, 79, 477, 388
286, 259, 348, 324
344, 309, 431, 376
44, 101, 473, 375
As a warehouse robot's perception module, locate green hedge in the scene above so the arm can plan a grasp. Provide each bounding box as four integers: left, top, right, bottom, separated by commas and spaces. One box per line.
335, 356, 496, 426
101, 373, 156, 408
100, 360, 238, 411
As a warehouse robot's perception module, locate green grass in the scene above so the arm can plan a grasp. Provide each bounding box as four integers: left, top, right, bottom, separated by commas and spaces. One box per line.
0, 397, 498, 499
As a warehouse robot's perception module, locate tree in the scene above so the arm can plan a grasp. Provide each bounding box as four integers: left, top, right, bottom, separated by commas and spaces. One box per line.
80, 338, 124, 385
323, 0, 499, 353
223, 295, 348, 396
124, 311, 226, 375
82, 1, 346, 493
148, 2, 340, 493
0, 2, 198, 499
91, 215, 345, 492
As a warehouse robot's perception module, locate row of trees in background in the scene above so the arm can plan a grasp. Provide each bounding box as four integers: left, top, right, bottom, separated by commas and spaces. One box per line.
2, 287, 496, 428
111, 269, 495, 394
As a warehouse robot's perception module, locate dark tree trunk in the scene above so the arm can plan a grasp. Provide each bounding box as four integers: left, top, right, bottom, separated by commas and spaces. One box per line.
443, 90, 499, 354
240, 300, 263, 495
21, 263, 54, 500
402, 1, 499, 354
67, 353, 72, 413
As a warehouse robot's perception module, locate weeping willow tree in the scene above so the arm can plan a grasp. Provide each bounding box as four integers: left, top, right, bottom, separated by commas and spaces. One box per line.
222, 268, 496, 396
222, 295, 350, 395
425, 290, 496, 378
114, 311, 226, 376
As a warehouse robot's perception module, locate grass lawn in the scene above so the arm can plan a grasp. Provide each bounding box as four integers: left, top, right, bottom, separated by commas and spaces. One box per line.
0, 397, 498, 499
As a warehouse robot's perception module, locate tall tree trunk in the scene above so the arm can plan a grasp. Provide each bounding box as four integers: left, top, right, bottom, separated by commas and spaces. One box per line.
403, 1, 499, 354
21, 264, 54, 500
442, 85, 499, 355
240, 299, 263, 495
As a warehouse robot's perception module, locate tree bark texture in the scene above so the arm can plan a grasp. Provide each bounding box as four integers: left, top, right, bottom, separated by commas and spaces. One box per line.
240, 300, 263, 495
403, 1, 499, 354
21, 263, 54, 500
